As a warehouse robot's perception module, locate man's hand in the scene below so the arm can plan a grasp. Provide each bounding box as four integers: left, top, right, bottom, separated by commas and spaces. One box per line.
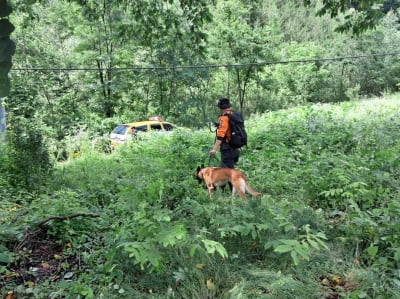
210, 140, 222, 156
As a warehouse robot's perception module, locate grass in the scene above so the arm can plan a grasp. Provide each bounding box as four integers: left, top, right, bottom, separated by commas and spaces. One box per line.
1, 95, 399, 298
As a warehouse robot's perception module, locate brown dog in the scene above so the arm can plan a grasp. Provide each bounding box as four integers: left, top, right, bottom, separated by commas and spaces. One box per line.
195, 165, 262, 200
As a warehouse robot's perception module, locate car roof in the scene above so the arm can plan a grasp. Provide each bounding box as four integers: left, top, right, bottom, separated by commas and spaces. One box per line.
120, 120, 175, 127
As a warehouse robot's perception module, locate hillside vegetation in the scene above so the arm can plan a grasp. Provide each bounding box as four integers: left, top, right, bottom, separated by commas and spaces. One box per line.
6, 0, 400, 139
1, 95, 399, 298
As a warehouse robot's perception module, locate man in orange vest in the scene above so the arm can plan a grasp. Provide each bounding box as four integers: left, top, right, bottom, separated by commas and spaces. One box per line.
209, 98, 240, 169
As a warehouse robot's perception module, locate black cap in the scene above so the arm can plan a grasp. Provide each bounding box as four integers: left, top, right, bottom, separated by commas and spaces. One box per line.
216, 98, 231, 109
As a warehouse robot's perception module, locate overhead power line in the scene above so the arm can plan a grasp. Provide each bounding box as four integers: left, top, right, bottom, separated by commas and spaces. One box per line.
11, 52, 400, 72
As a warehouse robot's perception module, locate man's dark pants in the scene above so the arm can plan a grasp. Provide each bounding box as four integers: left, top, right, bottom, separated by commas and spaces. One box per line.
221, 147, 240, 169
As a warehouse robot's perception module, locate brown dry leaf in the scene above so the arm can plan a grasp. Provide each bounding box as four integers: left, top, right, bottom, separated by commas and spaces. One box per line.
195, 263, 204, 270
41, 262, 50, 268
321, 278, 330, 285
332, 275, 341, 285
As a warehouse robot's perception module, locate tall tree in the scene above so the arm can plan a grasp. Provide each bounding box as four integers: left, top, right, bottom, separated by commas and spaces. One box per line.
70, 0, 128, 118
207, 0, 275, 112
0, 0, 14, 142
0, 98, 5, 142
115, 0, 213, 118
303, 0, 389, 35
1, 0, 214, 133
0, 0, 14, 98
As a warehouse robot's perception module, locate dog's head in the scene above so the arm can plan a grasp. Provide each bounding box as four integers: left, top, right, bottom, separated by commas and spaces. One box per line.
194, 164, 205, 184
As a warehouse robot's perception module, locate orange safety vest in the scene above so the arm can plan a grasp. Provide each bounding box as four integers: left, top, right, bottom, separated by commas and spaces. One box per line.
216, 109, 233, 143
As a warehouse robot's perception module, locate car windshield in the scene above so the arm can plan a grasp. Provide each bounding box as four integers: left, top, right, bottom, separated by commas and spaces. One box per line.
112, 125, 130, 134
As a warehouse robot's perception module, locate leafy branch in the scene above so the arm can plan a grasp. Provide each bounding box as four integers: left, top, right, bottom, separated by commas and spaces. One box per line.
37, 213, 100, 228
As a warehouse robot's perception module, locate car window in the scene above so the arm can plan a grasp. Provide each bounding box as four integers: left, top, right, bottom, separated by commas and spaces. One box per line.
163, 123, 174, 131
135, 125, 148, 132
113, 125, 129, 134
150, 124, 163, 131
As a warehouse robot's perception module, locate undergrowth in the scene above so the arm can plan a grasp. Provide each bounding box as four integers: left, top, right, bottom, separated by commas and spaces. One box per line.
1, 96, 399, 298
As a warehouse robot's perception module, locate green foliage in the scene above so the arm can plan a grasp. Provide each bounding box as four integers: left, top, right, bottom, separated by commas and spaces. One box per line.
207, 0, 276, 110
272, 224, 328, 265
2, 0, 400, 295
6, 0, 400, 138
271, 42, 335, 105
303, 0, 385, 36
3, 118, 53, 192
1, 97, 400, 297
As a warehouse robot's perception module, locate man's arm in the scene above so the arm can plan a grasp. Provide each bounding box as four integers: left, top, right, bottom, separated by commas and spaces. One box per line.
209, 139, 222, 156
209, 115, 229, 156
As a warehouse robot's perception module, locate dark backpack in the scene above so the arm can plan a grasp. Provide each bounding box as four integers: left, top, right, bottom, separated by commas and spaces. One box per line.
228, 112, 247, 148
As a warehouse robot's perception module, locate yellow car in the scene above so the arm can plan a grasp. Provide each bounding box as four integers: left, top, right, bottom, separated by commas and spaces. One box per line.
110, 117, 183, 147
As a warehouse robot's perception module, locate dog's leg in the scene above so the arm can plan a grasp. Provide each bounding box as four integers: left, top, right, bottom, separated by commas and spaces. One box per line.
236, 189, 246, 200
234, 179, 247, 200
231, 185, 246, 200
207, 184, 215, 199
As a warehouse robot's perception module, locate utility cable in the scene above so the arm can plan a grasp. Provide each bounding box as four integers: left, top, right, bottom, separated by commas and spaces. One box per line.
11, 51, 400, 72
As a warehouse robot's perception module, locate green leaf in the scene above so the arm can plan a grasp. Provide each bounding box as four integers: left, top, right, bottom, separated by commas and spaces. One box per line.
280, 239, 300, 246
290, 250, 300, 265
274, 244, 293, 253
394, 248, 400, 261
294, 245, 310, 261
156, 224, 187, 247
189, 244, 201, 257
350, 290, 368, 298
202, 239, 228, 258
263, 241, 276, 250
366, 246, 378, 258
307, 238, 320, 250
0, 252, 11, 263
315, 232, 328, 240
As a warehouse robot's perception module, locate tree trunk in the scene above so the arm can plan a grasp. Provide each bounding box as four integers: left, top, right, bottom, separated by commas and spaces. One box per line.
0, 98, 6, 143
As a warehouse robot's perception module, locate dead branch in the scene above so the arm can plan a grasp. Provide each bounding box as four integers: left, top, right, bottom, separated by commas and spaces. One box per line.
11, 210, 29, 223
14, 229, 42, 251
13, 213, 100, 251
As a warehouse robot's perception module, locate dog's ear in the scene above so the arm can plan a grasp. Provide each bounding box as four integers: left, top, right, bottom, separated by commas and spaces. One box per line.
201, 164, 205, 169
196, 166, 201, 172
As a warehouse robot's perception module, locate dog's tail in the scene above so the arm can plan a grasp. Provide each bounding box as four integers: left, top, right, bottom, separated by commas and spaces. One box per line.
238, 178, 262, 198
244, 181, 262, 197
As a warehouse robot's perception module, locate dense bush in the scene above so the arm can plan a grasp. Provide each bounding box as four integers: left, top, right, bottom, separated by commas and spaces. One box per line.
1, 118, 53, 193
